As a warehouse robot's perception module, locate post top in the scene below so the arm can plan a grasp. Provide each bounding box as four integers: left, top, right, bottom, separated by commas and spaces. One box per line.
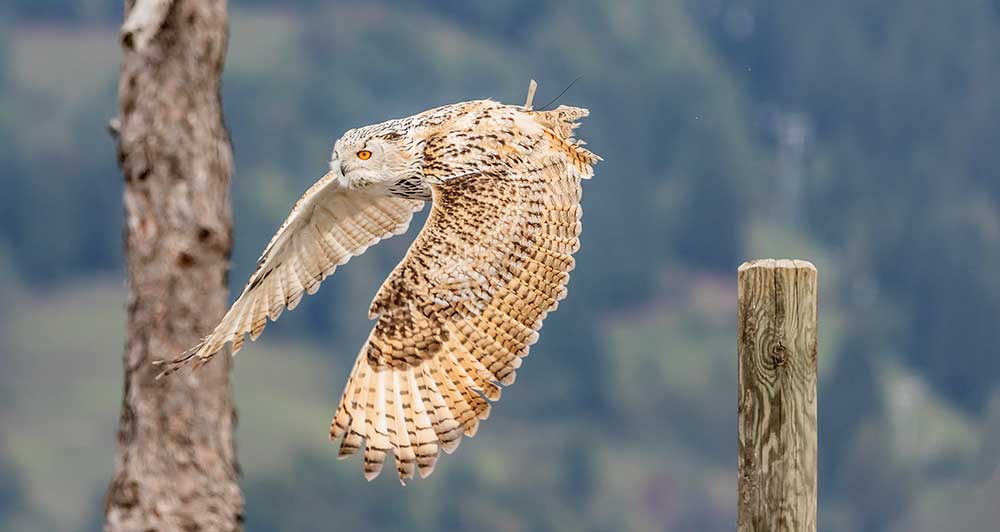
738, 258, 816, 272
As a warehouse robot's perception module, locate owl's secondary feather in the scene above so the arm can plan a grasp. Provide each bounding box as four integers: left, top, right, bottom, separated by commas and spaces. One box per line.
159, 94, 599, 483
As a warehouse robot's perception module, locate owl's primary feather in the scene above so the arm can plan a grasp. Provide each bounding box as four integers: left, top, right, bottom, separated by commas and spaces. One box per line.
157, 93, 600, 483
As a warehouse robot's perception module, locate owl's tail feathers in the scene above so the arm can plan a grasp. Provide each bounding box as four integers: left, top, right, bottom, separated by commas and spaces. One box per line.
534, 106, 602, 176
534, 105, 589, 136
329, 345, 492, 484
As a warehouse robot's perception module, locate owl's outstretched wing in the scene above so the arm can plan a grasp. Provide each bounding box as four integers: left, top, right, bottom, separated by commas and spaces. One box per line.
329, 106, 599, 482
156, 172, 424, 376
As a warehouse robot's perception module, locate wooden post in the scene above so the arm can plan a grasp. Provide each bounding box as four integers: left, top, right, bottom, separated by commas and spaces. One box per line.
737, 259, 818, 532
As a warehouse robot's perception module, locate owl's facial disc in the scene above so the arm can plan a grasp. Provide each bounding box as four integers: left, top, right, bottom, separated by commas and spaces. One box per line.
333, 136, 392, 188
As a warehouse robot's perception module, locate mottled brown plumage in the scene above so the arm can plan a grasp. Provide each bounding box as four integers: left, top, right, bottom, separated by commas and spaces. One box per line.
157, 86, 600, 482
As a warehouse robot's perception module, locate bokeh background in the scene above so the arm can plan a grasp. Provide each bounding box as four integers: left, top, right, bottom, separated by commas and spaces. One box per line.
3, 0, 1000, 530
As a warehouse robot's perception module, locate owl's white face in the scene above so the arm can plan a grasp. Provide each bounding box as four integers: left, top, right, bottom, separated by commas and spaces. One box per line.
330, 135, 388, 189
330, 129, 420, 192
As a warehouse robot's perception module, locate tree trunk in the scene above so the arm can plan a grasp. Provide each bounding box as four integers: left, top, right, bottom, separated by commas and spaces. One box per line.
105, 1, 243, 530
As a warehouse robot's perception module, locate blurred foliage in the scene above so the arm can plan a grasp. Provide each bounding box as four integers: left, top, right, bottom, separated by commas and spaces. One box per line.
696, 0, 1000, 411
1, 1, 999, 531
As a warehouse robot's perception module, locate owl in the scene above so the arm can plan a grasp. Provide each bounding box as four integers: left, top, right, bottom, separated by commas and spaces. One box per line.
158, 84, 600, 482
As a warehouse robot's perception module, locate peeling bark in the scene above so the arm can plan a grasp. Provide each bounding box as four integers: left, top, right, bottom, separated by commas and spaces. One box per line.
105, 1, 243, 530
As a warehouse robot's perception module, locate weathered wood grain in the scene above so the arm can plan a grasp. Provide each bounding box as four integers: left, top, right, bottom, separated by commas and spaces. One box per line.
738, 259, 818, 532
104, 1, 243, 530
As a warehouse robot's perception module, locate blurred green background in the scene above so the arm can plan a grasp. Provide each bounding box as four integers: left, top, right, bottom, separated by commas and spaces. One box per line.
2, 1, 1000, 530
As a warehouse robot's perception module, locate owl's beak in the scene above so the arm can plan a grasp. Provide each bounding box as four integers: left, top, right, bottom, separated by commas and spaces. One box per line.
329, 157, 344, 179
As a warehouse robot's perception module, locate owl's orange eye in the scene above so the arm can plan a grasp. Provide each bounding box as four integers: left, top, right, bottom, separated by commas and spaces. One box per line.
356, 150, 372, 160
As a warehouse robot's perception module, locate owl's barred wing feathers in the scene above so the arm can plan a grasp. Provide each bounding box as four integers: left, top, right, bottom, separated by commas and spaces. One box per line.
330, 104, 599, 482
155, 174, 424, 376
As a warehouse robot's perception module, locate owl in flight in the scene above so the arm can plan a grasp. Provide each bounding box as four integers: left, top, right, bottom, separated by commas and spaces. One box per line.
158, 84, 600, 482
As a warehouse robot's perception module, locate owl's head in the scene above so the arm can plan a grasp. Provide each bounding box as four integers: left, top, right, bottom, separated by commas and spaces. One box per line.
330, 125, 420, 190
